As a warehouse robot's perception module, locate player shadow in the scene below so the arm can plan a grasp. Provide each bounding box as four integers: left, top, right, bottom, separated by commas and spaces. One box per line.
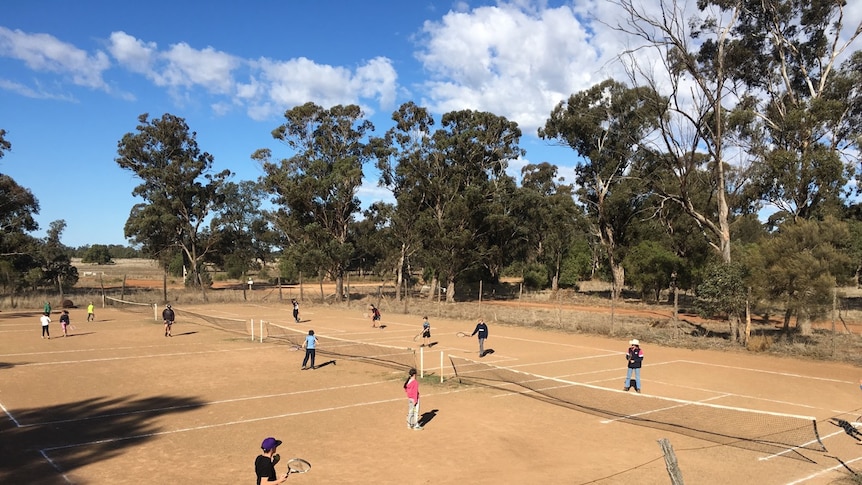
480, 349, 495, 358
376, 324, 387, 329
313, 360, 336, 369
419, 342, 439, 348
59, 332, 96, 338
417, 409, 439, 428
172, 331, 198, 337
0, 361, 16, 369
2, 394, 206, 484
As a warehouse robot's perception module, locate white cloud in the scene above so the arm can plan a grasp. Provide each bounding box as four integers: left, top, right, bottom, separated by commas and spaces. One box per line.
0, 78, 76, 101
0, 26, 110, 90
415, 2, 619, 134
107, 31, 156, 74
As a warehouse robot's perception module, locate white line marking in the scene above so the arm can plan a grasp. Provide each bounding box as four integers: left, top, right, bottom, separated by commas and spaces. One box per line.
0, 400, 22, 427
677, 360, 854, 384
14, 347, 260, 367
783, 456, 862, 484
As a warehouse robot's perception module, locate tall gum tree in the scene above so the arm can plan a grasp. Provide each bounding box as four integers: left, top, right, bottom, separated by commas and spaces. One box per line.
540, 79, 663, 300
116, 113, 231, 302
254, 103, 373, 302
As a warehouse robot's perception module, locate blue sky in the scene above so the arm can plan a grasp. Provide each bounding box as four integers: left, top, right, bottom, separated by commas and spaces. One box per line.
3, 1, 860, 248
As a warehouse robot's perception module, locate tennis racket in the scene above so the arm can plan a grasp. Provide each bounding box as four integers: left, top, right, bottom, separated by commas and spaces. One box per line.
413, 332, 423, 342
288, 344, 302, 351
456, 331, 470, 337
286, 458, 311, 474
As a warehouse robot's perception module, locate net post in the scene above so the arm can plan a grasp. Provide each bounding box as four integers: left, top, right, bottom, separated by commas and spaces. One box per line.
153, 304, 157, 321
420, 346, 424, 378
259, 320, 264, 343
250, 319, 254, 341
440, 351, 444, 383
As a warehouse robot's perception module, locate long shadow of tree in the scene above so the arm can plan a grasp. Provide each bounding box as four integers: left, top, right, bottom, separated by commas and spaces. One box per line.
0, 394, 205, 484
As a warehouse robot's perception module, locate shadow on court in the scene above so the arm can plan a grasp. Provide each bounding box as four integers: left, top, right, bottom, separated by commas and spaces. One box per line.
313, 360, 336, 369
0, 394, 205, 483
480, 349, 495, 357
172, 331, 198, 337
418, 409, 439, 428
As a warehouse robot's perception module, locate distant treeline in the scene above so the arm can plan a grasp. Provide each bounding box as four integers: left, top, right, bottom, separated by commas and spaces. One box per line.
69, 244, 143, 261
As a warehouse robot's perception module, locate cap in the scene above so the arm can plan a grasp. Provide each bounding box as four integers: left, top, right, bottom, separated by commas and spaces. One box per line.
261, 437, 282, 450
629, 339, 639, 346
166, 304, 171, 308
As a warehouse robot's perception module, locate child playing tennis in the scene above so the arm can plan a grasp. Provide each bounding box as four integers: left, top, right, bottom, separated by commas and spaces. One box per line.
404, 368, 422, 430
421, 316, 431, 347
255, 436, 289, 484
60, 310, 71, 337
370, 304, 381, 328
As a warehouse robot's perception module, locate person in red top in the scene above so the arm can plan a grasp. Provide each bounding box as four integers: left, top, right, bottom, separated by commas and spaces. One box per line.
403, 368, 422, 430
625, 339, 644, 393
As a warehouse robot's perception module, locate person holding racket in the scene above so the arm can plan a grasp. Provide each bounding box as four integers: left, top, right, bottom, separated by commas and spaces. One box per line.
471, 319, 489, 357
162, 304, 175, 337
421, 316, 431, 347
60, 310, 71, 337
370, 304, 381, 328
255, 436, 289, 484
624, 339, 644, 393
291, 299, 300, 323
404, 368, 422, 430
301, 329, 318, 370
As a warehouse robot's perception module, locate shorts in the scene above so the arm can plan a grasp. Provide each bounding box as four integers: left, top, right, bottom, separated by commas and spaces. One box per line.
422, 329, 431, 338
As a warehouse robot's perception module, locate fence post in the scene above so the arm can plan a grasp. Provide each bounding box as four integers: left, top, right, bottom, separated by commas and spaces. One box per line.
657, 438, 684, 485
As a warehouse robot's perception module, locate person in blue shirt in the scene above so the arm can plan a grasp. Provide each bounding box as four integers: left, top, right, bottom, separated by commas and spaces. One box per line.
301, 329, 318, 370
421, 316, 431, 347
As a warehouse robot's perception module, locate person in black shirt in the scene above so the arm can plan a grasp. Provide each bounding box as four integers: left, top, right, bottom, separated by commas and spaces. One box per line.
255, 437, 288, 484
625, 339, 644, 393
162, 304, 175, 337
471, 319, 489, 357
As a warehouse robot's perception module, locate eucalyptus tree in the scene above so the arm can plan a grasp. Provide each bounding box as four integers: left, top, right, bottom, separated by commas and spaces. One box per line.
254, 103, 373, 302
116, 113, 232, 301
540, 79, 663, 299
717, 0, 862, 222
517, 162, 583, 290
374, 102, 437, 299
40, 220, 78, 299
377, 104, 523, 301
210, 180, 274, 282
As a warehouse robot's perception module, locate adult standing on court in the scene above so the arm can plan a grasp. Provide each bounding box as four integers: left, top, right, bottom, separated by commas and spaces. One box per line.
625, 339, 644, 393
471, 319, 489, 357
301, 329, 318, 370
421, 316, 431, 347
255, 436, 288, 485
40, 312, 51, 339
87, 301, 95, 322
291, 299, 300, 323
162, 304, 175, 337
60, 310, 71, 337
404, 368, 422, 430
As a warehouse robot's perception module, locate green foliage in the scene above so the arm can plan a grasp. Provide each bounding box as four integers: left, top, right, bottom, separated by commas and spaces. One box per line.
623, 240, 683, 301
502, 261, 548, 290
559, 239, 593, 287
81, 244, 114, 264
695, 263, 748, 319
167, 253, 184, 278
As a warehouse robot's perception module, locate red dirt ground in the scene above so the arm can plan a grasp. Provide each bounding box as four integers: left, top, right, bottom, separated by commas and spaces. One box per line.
3, 300, 862, 484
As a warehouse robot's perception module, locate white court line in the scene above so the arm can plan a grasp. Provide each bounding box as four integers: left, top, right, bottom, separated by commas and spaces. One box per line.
759, 428, 846, 462
492, 334, 619, 352
39, 450, 73, 484
1, 400, 22, 427
784, 456, 862, 485
677, 360, 854, 384
600, 394, 731, 424
0, 342, 213, 358
20, 380, 391, 428
12, 346, 260, 367
40, 387, 471, 453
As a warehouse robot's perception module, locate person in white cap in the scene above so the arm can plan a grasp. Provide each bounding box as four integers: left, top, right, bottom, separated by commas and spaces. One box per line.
625, 339, 644, 393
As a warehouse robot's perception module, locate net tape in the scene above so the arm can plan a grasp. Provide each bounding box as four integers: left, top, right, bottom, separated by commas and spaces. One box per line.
265, 321, 416, 371
450, 356, 826, 460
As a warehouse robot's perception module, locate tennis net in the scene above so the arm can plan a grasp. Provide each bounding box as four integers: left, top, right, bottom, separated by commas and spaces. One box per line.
173, 308, 251, 337
264, 321, 417, 371
105, 296, 157, 319
450, 356, 825, 460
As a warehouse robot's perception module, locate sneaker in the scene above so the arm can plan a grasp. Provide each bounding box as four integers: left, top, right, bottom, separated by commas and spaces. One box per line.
412, 426, 423, 430
624, 386, 630, 391
301, 366, 307, 370
635, 388, 641, 393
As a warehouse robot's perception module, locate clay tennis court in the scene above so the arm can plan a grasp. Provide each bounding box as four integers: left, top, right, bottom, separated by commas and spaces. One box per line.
3, 301, 862, 484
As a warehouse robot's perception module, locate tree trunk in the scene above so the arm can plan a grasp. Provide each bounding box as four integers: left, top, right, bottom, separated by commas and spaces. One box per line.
395, 244, 406, 301
447, 277, 456, 303
797, 308, 813, 336
611, 263, 624, 301
783, 308, 793, 333
428, 275, 438, 302
335, 270, 344, 302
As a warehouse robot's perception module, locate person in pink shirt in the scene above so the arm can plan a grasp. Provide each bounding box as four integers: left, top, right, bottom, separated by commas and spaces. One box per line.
403, 368, 422, 430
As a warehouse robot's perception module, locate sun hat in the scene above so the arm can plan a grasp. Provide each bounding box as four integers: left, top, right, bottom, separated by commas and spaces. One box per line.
261, 437, 282, 450
629, 339, 639, 346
